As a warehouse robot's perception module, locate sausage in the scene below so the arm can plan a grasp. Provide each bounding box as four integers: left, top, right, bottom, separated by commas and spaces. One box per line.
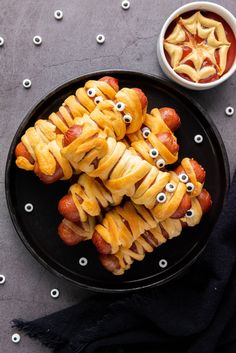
99, 76, 119, 92
170, 193, 192, 219
58, 222, 84, 246
15, 142, 34, 164
175, 159, 206, 184
132, 88, 148, 110
159, 107, 181, 132
92, 231, 112, 254
99, 254, 121, 273
157, 132, 179, 154
63, 125, 83, 147
34, 161, 64, 184
58, 194, 81, 222
197, 188, 212, 214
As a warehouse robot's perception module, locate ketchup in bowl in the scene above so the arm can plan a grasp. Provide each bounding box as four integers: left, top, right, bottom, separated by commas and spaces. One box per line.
164, 11, 236, 83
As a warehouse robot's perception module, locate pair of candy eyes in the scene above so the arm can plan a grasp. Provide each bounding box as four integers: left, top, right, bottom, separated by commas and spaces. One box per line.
156, 191, 195, 218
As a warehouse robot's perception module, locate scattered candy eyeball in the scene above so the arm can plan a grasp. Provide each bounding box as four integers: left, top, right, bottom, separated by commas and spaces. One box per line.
185, 209, 194, 218
225, 106, 234, 117
0, 274, 6, 284
165, 182, 176, 192
54, 10, 63, 20
159, 259, 168, 268
87, 88, 96, 97
178, 173, 189, 183
156, 192, 167, 203
186, 182, 195, 192
50, 288, 60, 299
94, 96, 103, 104
0, 36, 4, 46
149, 148, 159, 158
123, 114, 132, 123
22, 79, 32, 89
79, 257, 88, 266
121, 0, 130, 10
24, 203, 33, 213
156, 158, 165, 169
96, 34, 105, 44
33, 35, 42, 46
194, 134, 203, 144
12, 333, 21, 344
142, 127, 151, 138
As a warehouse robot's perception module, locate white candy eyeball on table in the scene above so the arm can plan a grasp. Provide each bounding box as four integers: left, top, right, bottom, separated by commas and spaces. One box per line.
96, 34, 105, 44
54, 10, 63, 20
225, 106, 234, 117
0, 36, 4, 46
50, 288, 60, 298
0, 274, 6, 284
22, 79, 32, 89
33, 35, 42, 46
11, 333, 21, 344
121, 1, 130, 10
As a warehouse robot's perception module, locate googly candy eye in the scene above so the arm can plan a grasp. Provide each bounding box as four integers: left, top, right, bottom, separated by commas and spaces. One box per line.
96, 34, 105, 44
33, 35, 42, 46
156, 192, 167, 203
12, 333, 21, 343
156, 159, 165, 169
225, 106, 234, 117
123, 114, 132, 123
185, 209, 195, 218
159, 259, 168, 268
178, 173, 189, 183
0, 274, 6, 284
79, 257, 88, 266
94, 96, 103, 104
149, 148, 159, 158
165, 183, 176, 192
186, 182, 195, 192
142, 127, 151, 138
0, 36, 5, 46
87, 88, 97, 97
115, 102, 126, 111
121, 0, 130, 10
50, 288, 60, 298
194, 134, 203, 144
54, 10, 63, 20
23, 79, 32, 89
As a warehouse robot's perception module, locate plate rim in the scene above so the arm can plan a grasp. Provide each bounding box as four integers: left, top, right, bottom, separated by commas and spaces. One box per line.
5, 69, 230, 293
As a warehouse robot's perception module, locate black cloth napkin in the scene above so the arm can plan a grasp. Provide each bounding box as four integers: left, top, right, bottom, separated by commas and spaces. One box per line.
12, 171, 236, 353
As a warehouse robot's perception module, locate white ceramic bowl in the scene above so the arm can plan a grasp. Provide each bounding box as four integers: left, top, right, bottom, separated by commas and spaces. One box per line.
157, 1, 236, 90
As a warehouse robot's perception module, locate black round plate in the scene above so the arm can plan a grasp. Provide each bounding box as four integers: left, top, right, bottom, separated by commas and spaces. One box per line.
5, 70, 230, 293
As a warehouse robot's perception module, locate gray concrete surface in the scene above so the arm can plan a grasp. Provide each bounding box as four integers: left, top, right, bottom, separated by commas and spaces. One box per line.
0, 0, 235, 351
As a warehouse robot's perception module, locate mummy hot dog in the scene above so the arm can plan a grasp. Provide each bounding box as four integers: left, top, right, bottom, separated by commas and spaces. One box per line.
15, 79, 181, 183
99, 188, 212, 275
15, 76, 119, 173
57, 157, 205, 248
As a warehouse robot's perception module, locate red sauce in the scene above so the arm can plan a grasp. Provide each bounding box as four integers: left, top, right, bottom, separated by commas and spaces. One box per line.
164, 10, 236, 83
